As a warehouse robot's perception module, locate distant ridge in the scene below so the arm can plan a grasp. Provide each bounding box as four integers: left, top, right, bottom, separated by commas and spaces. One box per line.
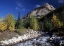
23, 3, 55, 19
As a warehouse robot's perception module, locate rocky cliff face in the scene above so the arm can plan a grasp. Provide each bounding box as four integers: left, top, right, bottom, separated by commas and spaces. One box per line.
23, 3, 55, 19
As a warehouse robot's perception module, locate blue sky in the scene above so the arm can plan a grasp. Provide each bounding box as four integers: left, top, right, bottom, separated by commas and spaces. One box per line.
0, 0, 64, 19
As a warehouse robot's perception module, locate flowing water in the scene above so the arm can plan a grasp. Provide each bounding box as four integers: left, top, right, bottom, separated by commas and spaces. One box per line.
11, 34, 52, 46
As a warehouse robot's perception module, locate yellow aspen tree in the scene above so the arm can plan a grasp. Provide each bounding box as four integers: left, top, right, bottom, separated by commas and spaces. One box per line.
0, 22, 7, 32
5, 14, 15, 31
30, 16, 39, 31
51, 14, 62, 28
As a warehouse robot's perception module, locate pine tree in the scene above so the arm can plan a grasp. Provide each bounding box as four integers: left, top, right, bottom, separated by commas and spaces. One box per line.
16, 11, 24, 29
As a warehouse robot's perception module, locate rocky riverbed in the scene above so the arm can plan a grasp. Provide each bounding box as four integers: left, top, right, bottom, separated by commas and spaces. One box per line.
10, 32, 64, 46
0, 30, 64, 46
0, 30, 41, 46
11, 35, 51, 46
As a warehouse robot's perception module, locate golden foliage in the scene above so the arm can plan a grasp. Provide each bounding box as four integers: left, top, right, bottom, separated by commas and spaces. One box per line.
9, 26, 15, 30
33, 18, 39, 30
5, 14, 15, 31
30, 17, 39, 31
0, 22, 7, 31
51, 14, 62, 28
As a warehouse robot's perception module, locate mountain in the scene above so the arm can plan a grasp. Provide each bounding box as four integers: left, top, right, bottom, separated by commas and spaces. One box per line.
40, 5, 64, 21
39, 5, 64, 31
23, 3, 55, 19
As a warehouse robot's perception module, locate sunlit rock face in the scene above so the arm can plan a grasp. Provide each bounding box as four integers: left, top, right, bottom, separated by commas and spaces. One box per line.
23, 3, 55, 19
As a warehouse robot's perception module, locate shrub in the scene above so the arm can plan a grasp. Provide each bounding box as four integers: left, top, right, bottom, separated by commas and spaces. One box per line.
14, 29, 21, 35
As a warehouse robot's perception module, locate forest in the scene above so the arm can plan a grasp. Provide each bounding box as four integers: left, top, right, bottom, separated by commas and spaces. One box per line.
40, 5, 64, 32
0, 5, 64, 34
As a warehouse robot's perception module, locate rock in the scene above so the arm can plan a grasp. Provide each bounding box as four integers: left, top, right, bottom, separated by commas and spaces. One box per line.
0, 30, 41, 45
0, 32, 2, 35
60, 40, 64, 46
23, 3, 55, 19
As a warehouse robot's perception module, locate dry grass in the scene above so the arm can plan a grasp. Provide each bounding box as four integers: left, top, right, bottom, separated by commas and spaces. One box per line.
0, 31, 19, 41
0, 29, 32, 41
15, 29, 32, 35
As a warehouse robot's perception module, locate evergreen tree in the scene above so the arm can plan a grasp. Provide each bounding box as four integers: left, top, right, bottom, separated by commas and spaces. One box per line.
18, 18, 24, 29
16, 11, 24, 29
42, 17, 53, 31
23, 18, 30, 28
